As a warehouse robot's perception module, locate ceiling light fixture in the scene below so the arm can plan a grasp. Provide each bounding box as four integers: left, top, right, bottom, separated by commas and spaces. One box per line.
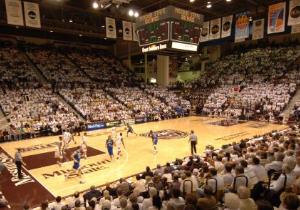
226, 0, 231, 2
190, 0, 195, 2
206, 2, 212, 8
134, 11, 139, 18
128, 9, 134, 17
92, 1, 99, 9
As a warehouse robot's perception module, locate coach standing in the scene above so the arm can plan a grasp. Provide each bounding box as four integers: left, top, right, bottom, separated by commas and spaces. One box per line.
14, 149, 25, 179
189, 130, 198, 155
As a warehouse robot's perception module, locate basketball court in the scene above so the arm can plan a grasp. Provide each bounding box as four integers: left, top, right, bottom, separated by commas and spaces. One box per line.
0, 116, 286, 209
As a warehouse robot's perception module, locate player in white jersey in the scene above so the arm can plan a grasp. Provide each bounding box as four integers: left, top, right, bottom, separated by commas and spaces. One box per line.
116, 133, 125, 159
81, 132, 88, 159
55, 136, 64, 166
63, 130, 76, 148
111, 127, 117, 139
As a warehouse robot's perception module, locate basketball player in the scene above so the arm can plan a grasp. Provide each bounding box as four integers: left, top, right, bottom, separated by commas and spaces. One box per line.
65, 147, 84, 183
63, 129, 76, 147
55, 136, 64, 166
116, 133, 125, 159
81, 132, 88, 159
106, 135, 114, 160
126, 123, 137, 137
149, 130, 158, 153
111, 127, 117, 139
189, 130, 198, 155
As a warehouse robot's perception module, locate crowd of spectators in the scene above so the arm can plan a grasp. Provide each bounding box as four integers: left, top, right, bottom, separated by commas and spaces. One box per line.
27, 47, 90, 84
0, 87, 80, 140
184, 45, 300, 119
106, 87, 176, 120
144, 86, 191, 113
203, 83, 297, 121
0, 45, 40, 88
67, 50, 141, 87
0, 43, 192, 141
60, 86, 132, 122
21, 125, 300, 210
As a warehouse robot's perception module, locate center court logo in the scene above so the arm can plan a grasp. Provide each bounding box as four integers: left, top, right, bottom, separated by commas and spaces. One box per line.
140, 129, 188, 139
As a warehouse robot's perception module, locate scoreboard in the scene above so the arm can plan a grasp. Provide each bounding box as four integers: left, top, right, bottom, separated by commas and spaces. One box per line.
137, 21, 169, 46
136, 6, 204, 52
171, 20, 201, 44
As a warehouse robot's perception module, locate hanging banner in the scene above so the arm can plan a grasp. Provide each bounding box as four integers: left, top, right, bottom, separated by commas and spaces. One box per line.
252, 19, 264, 40
122, 21, 133, 41
268, 2, 286, 34
221, 15, 233, 38
24, 2, 41, 28
105, 17, 116, 38
132, 23, 138, 42
209, 18, 221, 40
292, 24, 300, 33
5, 0, 24, 26
200, 21, 209, 42
235, 12, 250, 42
288, 0, 300, 26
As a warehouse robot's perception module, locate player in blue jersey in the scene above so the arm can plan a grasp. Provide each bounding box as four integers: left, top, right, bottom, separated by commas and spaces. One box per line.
106, 135, 114, 160
65, 147, 84, 183
149, 130, 158, 153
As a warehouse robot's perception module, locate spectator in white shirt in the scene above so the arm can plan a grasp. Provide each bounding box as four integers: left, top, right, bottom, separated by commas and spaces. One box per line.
249, 157, 267, 182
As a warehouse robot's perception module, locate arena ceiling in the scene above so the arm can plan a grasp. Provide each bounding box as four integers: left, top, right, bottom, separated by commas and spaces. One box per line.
57, 0, 273, 20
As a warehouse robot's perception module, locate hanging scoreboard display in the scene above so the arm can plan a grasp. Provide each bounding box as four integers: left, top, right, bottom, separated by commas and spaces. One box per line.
136, 6, 203, 53
137, 21, 169, 46
171, 20, 201, 44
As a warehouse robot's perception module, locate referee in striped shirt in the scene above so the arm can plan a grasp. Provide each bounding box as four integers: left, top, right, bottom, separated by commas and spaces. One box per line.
189, 130, 198, 155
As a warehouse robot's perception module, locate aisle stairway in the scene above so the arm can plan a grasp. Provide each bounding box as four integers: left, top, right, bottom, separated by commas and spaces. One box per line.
0, 106, 9, 129
283, 88, 300, 119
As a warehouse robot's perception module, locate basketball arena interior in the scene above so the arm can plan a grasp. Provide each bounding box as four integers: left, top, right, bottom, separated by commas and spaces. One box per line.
2, 0, 300, 209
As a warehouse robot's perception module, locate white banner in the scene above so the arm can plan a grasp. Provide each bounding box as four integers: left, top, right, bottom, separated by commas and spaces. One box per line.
200, 21, 209, 42
288, 0, 300, 26
105, 17, 116, 39
24, 2, 41, 28
252, 19, 264, 40
122, 21, 132, 41
209, 18, 221, 40
132, 23, 138, 42
221, 15, 233, 38
5, 0, 24, 26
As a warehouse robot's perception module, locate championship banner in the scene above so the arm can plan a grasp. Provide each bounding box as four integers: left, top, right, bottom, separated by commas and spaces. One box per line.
24, 2, 41, 28
5, 0, 24, 26
268, 2, 286, 34
105, 17, 116, 38
200, 21, 209, 42
132, 23, 138, 42
235, 12, 250, 42
221, 15, 233, 38
209, 18, 221, 40
122, 21, 133, 41
252, 19, 264, 40
288, 0, 300, 26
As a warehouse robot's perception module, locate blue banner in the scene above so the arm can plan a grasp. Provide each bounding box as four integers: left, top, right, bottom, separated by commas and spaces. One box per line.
87, 122, 106, 131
